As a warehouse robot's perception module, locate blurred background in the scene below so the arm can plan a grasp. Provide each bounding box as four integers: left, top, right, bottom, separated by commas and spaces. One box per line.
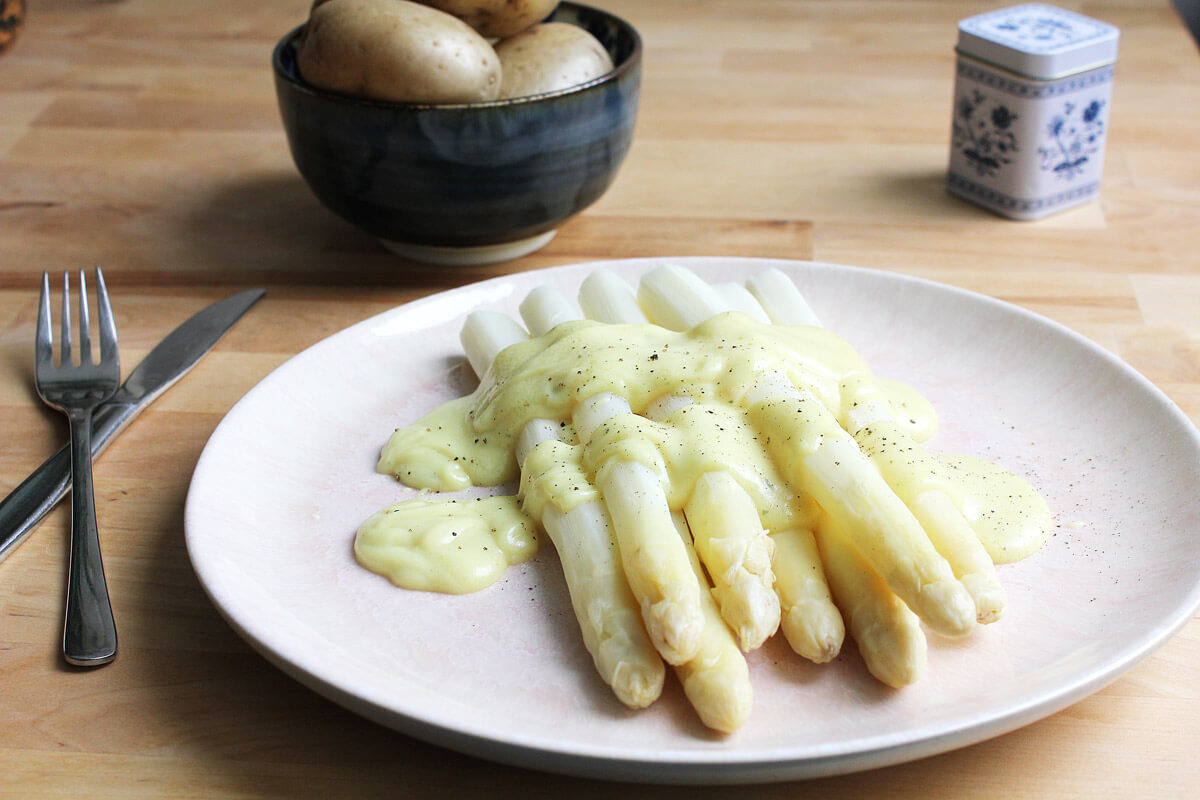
1175, 0, 1200, 42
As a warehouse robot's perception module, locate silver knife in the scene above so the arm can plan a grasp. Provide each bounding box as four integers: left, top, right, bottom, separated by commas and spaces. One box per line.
0, 289, 266, 563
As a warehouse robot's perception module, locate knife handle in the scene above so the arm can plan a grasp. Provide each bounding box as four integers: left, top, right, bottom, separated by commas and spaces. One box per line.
0, 403, 136, 563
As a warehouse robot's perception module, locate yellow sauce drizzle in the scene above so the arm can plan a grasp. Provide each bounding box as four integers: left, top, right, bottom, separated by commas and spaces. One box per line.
937, 453, 1053, 564
356, 313, 1050, 593
355, 495, 537, 594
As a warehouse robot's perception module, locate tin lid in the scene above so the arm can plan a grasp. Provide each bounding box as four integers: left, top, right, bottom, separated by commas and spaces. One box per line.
957, 3, 1120, 79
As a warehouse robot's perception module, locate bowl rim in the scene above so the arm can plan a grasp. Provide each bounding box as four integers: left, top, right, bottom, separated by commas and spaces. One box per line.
272, 1, 643, 112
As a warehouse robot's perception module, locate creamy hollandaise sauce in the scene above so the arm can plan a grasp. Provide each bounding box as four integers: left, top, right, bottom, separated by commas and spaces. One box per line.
357, 313, 1050, 593
355, 496, 537, 594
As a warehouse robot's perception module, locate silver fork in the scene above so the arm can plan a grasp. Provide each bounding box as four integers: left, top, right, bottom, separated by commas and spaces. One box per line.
34, 268, 121, 667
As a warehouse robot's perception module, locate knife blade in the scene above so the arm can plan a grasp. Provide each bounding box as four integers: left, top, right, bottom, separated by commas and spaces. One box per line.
0, 288, 266, 563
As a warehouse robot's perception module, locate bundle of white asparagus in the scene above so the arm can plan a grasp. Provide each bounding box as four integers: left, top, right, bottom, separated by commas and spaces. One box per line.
447, 264, 1008, 733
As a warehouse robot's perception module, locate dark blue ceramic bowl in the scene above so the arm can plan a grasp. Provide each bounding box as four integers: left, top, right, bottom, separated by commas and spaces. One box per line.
273, 2, 641, 265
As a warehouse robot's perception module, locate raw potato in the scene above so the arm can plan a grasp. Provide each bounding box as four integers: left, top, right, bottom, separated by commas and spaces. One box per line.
298, 0, 502, 103
495, 22, 614, 99
412, 0, 560, 39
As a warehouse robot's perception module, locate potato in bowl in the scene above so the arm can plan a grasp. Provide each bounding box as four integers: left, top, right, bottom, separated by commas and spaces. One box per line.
412, 0, 561, 39
495, 20, 614, 99
298, 0, 503, 104
298, 0, 617, 104
273, 2, 642, 265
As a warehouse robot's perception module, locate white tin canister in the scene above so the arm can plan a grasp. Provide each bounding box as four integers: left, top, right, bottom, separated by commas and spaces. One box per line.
947, 4, 1120, 220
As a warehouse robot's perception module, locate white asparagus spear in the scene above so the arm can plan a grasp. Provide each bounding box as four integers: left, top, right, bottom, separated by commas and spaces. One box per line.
516, 377, 749, 727
646, 263, 975, 637
519, 285, 580, 336
710, 280, 844, 662
744, 374, 976, 638
518, 271, 754, 722
850, 408, 1007, 623
519, 284, 581, 336
681, 471, 781, 651
579, 267, 647, 326
908, 490, 1007, 623
461, 310, 528, 378
461, 310, 666, 707
669, 511, 754, 734
770, 527, 844, 663
815, 514, 927, 688
572, 391, 704, 665
745, 267, 822, 327
516, 420, 665, 708
750, 274, 1006, 624
712, 282, 771, 323
519, 287, 704, 665
637, 391, 782, 652
638, 263, 734, 330
585, 270, 781, 651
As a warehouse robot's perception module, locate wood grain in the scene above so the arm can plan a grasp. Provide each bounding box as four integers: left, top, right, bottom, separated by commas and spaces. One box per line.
2, 0, 1199, 797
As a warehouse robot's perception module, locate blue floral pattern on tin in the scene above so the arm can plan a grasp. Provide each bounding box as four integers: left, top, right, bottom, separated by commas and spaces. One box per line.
953, 89, 1020, 177
1039, 98, 1105, 179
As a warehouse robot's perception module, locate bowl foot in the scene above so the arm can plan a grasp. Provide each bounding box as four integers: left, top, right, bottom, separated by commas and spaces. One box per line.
378, 230, 557, 266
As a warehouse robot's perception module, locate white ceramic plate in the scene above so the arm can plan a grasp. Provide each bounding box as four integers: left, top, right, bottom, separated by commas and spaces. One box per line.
185, 258, 1200, 784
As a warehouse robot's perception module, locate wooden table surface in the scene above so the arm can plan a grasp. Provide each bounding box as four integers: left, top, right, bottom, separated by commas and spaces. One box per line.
3, 1, 1200, 796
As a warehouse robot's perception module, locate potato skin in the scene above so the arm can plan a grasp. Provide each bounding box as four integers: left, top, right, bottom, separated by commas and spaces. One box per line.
298, 0, 501, 104
0, 0, 26, 55
412, 0, 559, 39
494, 22, 614, 99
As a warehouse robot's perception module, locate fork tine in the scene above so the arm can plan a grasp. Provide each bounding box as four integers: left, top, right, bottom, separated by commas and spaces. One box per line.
60, 271, 72, 367
95, 267, 118, 364
36, 272, 53, 367
78, 269, 92, 365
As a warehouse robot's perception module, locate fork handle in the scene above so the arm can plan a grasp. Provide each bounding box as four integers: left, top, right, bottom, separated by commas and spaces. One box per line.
63, 407, 118, 667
